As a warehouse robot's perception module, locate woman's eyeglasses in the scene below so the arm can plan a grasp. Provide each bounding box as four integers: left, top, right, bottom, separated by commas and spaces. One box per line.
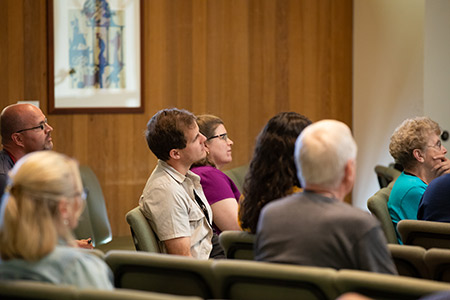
207, 133, 228, 141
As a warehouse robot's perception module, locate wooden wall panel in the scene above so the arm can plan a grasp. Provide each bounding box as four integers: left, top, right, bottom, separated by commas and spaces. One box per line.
0, 0, 353, 236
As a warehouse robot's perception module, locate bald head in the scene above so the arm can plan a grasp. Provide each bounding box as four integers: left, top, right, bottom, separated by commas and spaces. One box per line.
1, 104, 41, 144
0, 104, 53, 159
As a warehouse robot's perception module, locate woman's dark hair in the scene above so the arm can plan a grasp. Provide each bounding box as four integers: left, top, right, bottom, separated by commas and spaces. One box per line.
191, 114, 224, 168
239, 112, 311, 233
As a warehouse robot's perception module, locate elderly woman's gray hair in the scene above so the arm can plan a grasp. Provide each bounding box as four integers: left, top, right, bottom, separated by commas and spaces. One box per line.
389, 117, 440, 170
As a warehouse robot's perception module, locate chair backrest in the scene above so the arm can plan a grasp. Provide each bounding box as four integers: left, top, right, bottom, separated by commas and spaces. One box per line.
219, 230, 255, 260
374, 165, 401, 188
424, 248, 450, 282
336, 269, 450, 299
0, 280, 203, 300
105, 250, 217, 299
367, 185, 398, 244
387, 244, 428, 279
73, 165, 112, 247
125, 206, 161, 252
223, 164, 249, 193
0, 280, 76, 300
398, 219, 450, 250
78, 288, 204, 300
213, 259, 339, 300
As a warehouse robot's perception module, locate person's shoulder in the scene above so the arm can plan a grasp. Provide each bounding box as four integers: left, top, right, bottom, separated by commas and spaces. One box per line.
53, 246, 108, 270
192, 165, 220, 176
333, 202, 378, 226
428, 173, 450, 189
261, 192, 301, 214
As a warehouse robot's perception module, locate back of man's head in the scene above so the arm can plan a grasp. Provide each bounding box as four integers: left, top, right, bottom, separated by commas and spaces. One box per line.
295, 120, 357, 190
146, 108, 196, 161
1, 104, 30, 145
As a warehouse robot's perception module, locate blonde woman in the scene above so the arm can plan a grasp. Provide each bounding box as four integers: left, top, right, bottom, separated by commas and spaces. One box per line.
0, 151, 113, 289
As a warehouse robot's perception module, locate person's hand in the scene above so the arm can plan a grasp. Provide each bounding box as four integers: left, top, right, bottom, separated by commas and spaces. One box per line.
432, 155, 450, 178
76, 238, 93, 249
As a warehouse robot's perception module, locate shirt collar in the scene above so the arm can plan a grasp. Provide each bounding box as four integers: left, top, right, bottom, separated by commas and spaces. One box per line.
158, 160, 201, 185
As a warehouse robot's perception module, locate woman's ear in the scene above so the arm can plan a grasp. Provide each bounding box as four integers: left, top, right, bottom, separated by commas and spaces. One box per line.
58, 199, 70, 221
204, 142, 210, 155
413, 149, 425, 163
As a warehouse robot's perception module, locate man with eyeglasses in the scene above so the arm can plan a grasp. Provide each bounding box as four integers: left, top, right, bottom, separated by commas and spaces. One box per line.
0, 103, 93, 249
0, 103, 53, 198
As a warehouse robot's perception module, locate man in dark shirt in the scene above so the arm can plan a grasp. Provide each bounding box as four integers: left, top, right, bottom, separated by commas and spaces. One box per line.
0, 103, 54, 199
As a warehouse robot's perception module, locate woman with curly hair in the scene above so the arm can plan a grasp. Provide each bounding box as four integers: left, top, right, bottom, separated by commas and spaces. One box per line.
239, 112, 311, 233
388, 116, 450, 242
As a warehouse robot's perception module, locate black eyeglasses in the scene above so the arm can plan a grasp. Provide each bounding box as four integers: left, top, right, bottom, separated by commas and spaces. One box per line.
15, 118, 48, 133
207, 133, 228, 141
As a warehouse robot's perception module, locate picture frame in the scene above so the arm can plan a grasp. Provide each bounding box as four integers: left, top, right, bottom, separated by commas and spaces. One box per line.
47, 0, 143, 114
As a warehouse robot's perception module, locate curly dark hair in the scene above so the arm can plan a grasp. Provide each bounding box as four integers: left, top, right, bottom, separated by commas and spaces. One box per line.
239, 112, 311, 233
145, 108, 196, 161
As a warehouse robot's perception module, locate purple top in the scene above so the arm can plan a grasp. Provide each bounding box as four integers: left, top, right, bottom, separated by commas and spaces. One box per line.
191, 165, 241, 233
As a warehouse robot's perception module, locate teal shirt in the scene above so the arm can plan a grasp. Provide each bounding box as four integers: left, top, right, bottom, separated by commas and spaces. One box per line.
0, 245, 114, 290
388, 172, 427, 243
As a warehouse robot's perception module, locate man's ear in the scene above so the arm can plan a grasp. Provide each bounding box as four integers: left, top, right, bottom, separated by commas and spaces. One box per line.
413, 149, 425, 163
344, 159, 356, 187
11, 133, 24, 147
169, 149, 181, 160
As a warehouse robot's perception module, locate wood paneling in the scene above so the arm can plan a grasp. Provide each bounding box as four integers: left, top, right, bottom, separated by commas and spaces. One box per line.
0, 0, 353, 236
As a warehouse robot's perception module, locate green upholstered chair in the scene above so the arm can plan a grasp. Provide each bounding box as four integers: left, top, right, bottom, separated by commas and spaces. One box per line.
0, 280, 76, 300
213, 259, 339, 300
367, 182, 399, 244
387, 244, 428, 279
424, 248, 450, 282
0, 280, 203, 300
336, 269, 450, 299
125, 206, 161, 252
223, 164, 249, 193
398, 219, 450, 250
73, 165, 112, 247
219, 230, 255, 260
105, 250, 217, 299
78, 288, 204, 300
374, 165, 401, 188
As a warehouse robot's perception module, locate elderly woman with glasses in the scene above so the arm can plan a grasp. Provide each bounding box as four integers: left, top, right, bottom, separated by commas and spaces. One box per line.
0, 151, 113, 289
191, 115, 241, 234
388, 116, 450, 243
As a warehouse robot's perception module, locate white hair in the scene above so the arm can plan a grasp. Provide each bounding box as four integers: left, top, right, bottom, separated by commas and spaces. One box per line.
294, 120, 357, 189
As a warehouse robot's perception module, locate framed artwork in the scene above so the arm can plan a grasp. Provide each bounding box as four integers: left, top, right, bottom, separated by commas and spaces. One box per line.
47, 0, 143, 113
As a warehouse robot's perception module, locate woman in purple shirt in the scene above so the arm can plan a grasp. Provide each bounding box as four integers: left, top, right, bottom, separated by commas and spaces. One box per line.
191, 115, 241, 233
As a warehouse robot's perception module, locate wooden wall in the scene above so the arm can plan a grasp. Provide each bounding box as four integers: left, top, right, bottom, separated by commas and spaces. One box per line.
0, 0, 353, 236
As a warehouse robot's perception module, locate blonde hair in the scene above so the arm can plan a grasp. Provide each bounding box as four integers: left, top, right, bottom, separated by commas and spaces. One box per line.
0, 151, 84, 261
389, 117, 440, 169
295, 120, 357, 189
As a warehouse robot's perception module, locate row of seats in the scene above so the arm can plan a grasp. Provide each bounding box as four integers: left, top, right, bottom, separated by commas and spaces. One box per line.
0, 280, 202, 300
6, 248, 450, 300
369, 167, 450, 249
101, 250, 450, 299
219, 231, 450, 282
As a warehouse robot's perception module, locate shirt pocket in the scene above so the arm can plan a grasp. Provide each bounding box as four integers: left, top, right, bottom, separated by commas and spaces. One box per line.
189, 205, 206, 231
